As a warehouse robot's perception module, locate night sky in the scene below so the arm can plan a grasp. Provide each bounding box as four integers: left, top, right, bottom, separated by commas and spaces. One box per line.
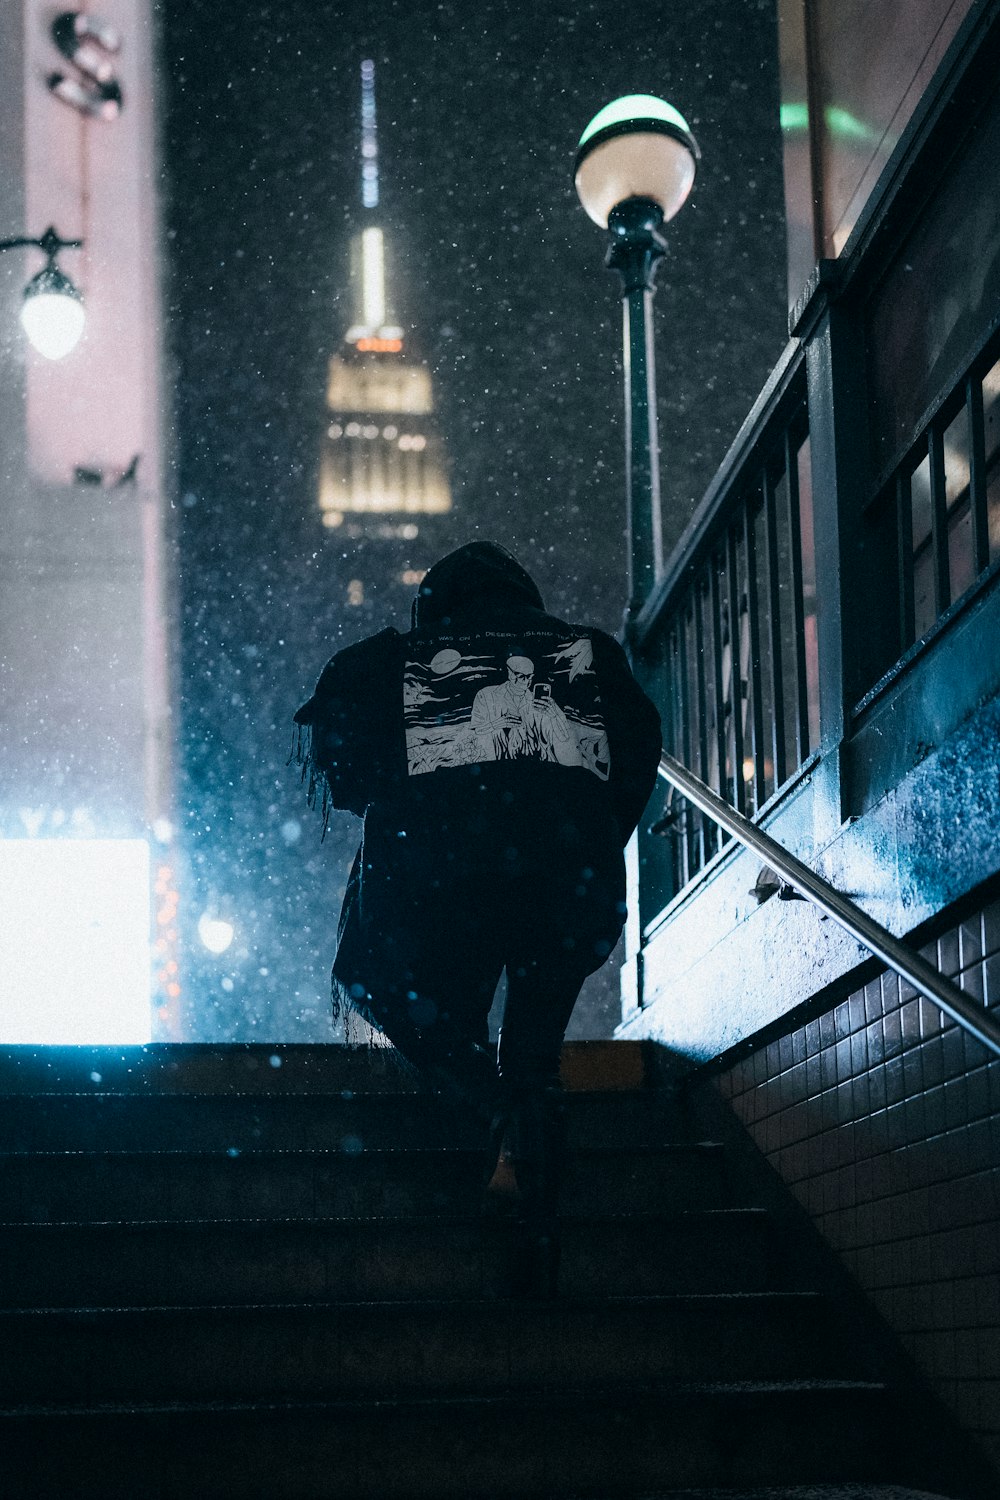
158, 0, 788, 1039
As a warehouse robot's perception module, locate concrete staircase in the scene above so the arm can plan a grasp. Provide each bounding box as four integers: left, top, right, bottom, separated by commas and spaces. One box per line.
0, 1040, 965, 1498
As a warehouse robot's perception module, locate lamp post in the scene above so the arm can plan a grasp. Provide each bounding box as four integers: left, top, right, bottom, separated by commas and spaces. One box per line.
574, 95, 699, 626
0, 225, 85, 360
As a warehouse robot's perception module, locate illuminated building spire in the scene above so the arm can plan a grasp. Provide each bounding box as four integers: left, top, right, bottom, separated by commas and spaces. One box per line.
360, 59, 379, 209
346, 59, 399, 348
318, 58, 452, 531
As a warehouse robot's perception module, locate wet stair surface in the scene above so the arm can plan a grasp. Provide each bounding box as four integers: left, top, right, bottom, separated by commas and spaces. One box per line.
0, 1041, 964, 1499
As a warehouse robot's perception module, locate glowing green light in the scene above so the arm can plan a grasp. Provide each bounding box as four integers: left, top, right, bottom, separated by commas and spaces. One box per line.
578, 94, 693, 149
779, 102, 809, 133
824, 105, 879, 144
779, 100, 881, 147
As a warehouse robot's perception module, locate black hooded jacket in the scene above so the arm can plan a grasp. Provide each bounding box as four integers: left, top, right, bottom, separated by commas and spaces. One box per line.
294, 542, 661, 1002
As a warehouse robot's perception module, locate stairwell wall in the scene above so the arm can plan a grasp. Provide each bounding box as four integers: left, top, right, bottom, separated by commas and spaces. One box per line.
713, 888, 1000, 1476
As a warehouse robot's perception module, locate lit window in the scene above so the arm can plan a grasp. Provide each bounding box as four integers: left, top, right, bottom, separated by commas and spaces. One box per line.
401, 569, 426, 586
345, 422, 361, 437
363, 424, 379, 439
328, 424, 343, 439
383, 425, 398, 439
347, 579, 365, 606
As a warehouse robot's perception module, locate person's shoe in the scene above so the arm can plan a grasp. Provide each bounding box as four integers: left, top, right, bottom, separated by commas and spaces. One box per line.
508, 1218, 561, 1299
502, 1086, 565, 1297
482, 1150, 521, 1214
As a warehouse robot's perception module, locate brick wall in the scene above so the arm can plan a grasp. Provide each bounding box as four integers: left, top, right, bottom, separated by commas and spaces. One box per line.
716, 895, 1000, 1473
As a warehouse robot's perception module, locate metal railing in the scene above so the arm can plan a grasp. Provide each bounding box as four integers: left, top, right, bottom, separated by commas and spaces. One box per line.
636, 344, 818, 916
657, 749, 1000, 1060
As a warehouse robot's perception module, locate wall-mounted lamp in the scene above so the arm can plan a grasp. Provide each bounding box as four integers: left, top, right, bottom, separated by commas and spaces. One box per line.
0, 226, 85, 359
48, 10, 123, 120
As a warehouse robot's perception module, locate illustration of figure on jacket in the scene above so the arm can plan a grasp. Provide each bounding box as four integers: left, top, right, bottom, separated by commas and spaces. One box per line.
470, 654, 582, 766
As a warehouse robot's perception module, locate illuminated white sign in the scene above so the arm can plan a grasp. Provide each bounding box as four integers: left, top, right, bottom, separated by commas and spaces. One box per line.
0, 840, 152, 1043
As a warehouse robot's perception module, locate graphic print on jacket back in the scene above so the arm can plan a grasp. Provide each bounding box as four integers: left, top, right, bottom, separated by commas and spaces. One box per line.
404, 633, 610, 779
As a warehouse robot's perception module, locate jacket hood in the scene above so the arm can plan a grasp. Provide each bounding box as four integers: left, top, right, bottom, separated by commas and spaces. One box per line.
412, 541, 545, 627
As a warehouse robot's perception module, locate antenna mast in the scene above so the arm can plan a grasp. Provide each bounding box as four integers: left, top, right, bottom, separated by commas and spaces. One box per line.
360, 59, 379, 209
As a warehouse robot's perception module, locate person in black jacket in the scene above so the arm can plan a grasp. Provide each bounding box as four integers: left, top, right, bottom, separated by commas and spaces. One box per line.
294, 541, 661, 1293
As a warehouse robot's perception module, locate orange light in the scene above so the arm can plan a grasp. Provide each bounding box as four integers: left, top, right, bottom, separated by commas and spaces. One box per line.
354, 337, 402, 352
166, 982, 181, 998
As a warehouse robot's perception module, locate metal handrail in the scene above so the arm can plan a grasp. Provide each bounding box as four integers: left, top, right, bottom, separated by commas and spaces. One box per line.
657, 751, 1000, 1059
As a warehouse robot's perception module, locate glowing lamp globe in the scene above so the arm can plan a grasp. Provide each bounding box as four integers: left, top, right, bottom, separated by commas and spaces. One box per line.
198, 912, 235, 955
574, 94, 700, 229
19, 262, 85, 359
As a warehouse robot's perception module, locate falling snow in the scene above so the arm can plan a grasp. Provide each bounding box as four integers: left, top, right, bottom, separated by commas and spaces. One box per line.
161, 0, 787, 1040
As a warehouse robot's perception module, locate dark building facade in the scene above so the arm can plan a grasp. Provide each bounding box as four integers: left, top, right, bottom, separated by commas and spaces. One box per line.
620, 0, 1000, 1477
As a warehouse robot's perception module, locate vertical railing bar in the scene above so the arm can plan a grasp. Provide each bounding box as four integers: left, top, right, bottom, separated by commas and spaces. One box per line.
896, 469, 914, 651
743, 491, 767, 808
665, 624, 680, 900
690, 596, 704, 875
692, 573, 710, 871
676, 604, 693, 886
968, 375, 989, 576
672, 624, 690, 891
928, 423, 950, 618
763, 461, 787, 787
709, 555, 729, 854
726, 524, 747, 817
784, 428, 810, 764
663, 627, 680, 896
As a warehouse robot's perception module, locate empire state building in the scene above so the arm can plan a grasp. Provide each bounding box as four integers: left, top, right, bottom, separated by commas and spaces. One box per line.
318, 60, 451, 537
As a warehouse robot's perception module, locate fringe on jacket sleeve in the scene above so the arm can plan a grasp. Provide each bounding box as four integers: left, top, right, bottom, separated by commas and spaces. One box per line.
289, 710, 332, 840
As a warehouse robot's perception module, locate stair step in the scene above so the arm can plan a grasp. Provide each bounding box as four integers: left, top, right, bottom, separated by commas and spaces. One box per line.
0, 1042, 950, 1498
0, 1040, 655, 1096
0, 1142, 726, 1223
0, 1292, 859, 1404
0, 1086, 690, 1153
562, 1491, 960, 1500
0, 1382, 907, 1498
0, 1209, 796, 1307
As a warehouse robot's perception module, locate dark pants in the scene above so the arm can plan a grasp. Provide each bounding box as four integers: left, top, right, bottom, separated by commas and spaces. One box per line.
340, 842, 625, 1115
339, 847, 623, 1297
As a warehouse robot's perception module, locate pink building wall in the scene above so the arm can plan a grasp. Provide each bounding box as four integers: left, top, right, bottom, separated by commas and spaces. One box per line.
0, 1, 178, 1036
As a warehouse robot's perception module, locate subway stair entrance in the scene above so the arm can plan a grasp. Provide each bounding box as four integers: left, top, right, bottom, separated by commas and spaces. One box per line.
0, 1041, 966, 1498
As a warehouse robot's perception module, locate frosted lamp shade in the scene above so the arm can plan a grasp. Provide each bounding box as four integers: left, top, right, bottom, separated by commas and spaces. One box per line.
198, 913, 235, 954
20, 266, 85, 359
575, 130, 697, 228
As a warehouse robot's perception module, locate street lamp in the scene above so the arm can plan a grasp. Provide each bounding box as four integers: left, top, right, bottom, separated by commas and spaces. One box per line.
575, 95, 699, 624
0, 225, 85, 360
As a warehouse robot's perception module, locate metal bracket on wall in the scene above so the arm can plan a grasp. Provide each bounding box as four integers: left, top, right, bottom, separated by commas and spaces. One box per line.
750, 865, 808, 905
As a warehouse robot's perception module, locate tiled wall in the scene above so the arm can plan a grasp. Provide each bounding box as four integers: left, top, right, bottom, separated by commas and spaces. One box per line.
716, 895, 1000, 1473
